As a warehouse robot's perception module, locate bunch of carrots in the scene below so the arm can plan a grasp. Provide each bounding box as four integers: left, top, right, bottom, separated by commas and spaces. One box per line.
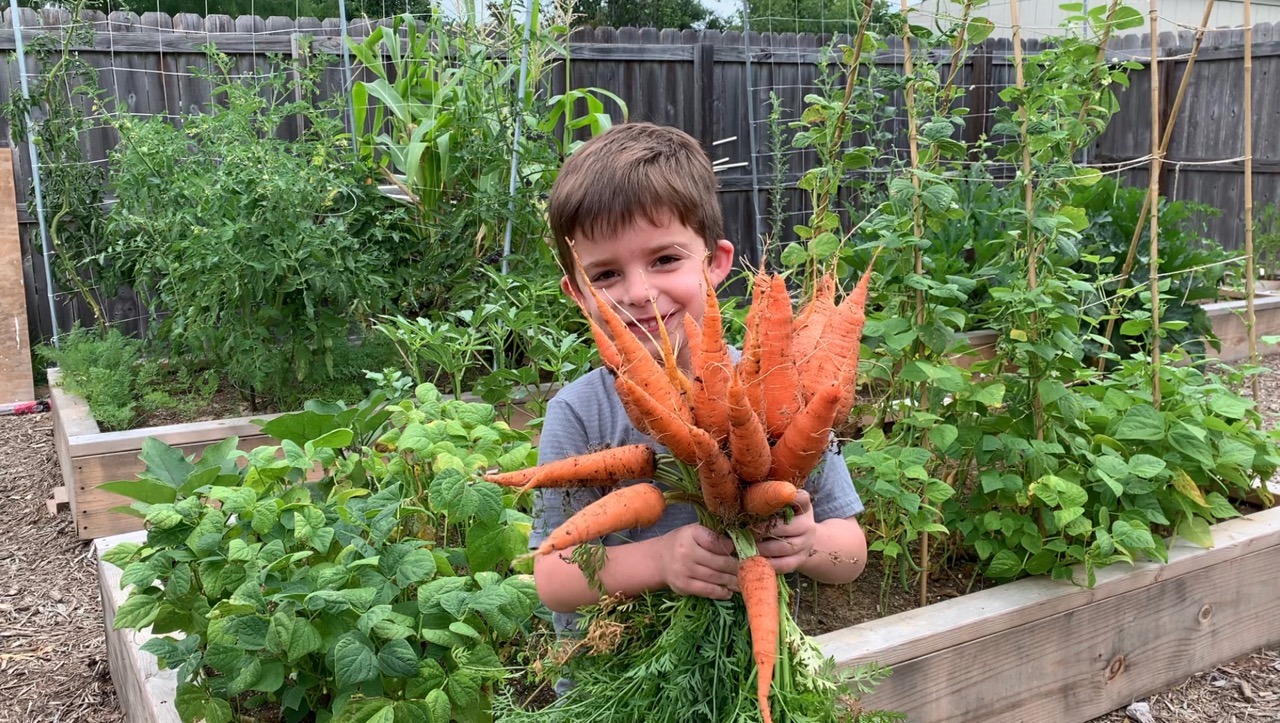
484, 258, 874, 723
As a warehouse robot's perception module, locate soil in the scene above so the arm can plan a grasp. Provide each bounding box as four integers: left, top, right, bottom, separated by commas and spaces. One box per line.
6, 354, 1280, 722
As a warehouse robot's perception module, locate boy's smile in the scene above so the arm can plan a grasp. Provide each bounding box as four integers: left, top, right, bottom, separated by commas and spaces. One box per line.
561, 212, 735, 371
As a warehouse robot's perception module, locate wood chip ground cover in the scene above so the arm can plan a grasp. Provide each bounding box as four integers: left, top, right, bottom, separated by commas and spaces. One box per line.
6, 355, 1280, 722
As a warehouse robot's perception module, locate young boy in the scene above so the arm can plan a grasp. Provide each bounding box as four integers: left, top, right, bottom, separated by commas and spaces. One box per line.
529, 123, 868, 628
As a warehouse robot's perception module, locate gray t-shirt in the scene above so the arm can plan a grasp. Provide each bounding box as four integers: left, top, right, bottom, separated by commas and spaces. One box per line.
529, 364, 865, 641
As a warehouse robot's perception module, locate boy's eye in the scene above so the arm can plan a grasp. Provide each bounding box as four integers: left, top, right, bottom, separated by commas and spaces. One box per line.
654, 255, 681, 267
590, 270, 618, 284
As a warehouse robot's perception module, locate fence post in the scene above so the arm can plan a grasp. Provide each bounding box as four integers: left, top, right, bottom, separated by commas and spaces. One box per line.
693, 42, 715, 153
338, 0, 357, 165
8, 0, 59, 345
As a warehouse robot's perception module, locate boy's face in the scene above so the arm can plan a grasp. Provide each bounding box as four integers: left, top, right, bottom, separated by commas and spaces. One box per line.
561, 212, 735, 370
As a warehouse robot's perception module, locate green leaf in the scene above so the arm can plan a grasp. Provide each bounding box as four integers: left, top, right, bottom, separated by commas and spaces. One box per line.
1053, 507, 1086, 529
393, 699, 438, 723
334, 698, 395, 723
1208, 394, 1252, 419
928, 424, 958, 450
260, 410, 341, 447
378, 638, 421, 678
139, 437, 196, 488
1115, 405, 1166, 441
1109, 4, 1145, 30
99, 478, 178, 505
396, 549, 438, 586
207, 486, 257, 515
100, 542, 143, 568
334, 632, 380, 689
985, 549, 1023, 579
971, 382, 1006, 407
1177, 516, 1215, 548
113, 593, 161, 630
1205, 492, 1241, 520
1127, 454, 1166, 479
311, 428, 355, 449
465, 519, 526, 572
266, 611, 323, 663
429, 470, 503, 521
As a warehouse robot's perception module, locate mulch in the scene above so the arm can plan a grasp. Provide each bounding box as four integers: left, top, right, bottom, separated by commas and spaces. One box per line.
0, 412, 122, 723
4, 354, 1280, 722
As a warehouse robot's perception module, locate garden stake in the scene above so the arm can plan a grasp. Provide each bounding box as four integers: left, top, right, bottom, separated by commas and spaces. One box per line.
1095, 0, 1217, 371
1148, 0, 1163, 407
1245, 0, 1259, 401
1009, 0, 1046, 441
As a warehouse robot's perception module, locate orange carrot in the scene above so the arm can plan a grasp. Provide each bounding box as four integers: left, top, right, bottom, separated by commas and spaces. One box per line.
742, 480, 798, 518
536, 483, 668, 556
738, 555, 779, 723
801, 255, 875, 402
756, 274, 802, 438
769, 382, 842, 487
682, 314, 703, 373
577, 299, 622, 371
689, 425, 740, 519
727, 373, 771, 483
693, 270, 733, 442
483, 444, 656, 493
738, 276, 770, 424
614, 376, 703, 466
575, 262, 692, 425
792, 268, 836, 377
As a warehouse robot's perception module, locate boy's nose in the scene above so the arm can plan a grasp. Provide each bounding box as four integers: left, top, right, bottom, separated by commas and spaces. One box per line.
618, 273, 657, 310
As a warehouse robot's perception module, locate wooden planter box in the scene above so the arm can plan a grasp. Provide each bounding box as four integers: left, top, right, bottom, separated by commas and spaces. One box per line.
52, 370, 552, 540
819, 504, 1280, 722
96, 505, 1280, 723
1202, 294, 1280, 363
50, 369, 280, 540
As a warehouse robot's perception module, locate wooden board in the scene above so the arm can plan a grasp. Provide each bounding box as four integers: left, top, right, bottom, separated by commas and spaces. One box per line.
818, 505, 1280, 722
72, 433, 275, 539
0, 147, 33, 404
96, 533, 181, 723
1202, 296, 1280, 362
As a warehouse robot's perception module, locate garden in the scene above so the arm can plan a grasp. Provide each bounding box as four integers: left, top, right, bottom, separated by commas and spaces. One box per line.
3, 0, 1280, 721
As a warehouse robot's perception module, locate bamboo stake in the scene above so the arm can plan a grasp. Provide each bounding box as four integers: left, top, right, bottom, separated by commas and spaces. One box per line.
899, 0, 931, 608
1148, 0, 1162, 407
1008, 0, 1044, 441
1096, 0, 1216, 369
1245, 0, 1258, 401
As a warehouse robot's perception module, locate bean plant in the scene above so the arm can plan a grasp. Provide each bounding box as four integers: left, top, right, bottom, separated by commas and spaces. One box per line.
780, 0, 1280, 599
103, 382, 542, 723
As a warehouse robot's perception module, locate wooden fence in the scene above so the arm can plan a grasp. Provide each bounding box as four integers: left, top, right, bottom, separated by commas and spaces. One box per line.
3, 8, 1277, 342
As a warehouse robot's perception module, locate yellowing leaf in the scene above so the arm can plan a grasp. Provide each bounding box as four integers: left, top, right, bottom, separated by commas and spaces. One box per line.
1171, 468, 1208, 509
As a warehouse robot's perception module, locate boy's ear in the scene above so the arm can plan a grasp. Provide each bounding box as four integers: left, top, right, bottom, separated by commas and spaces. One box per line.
560, 274, 583, 304
707, 239, 735, 286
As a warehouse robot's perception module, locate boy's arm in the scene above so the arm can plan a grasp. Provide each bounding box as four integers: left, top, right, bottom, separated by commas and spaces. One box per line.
534, 523, 742, 614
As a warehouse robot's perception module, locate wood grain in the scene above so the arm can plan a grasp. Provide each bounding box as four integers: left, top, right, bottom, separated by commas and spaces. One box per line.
820, 505, 1280, 722
0, 147, 33, 404
95, 533, 181, 723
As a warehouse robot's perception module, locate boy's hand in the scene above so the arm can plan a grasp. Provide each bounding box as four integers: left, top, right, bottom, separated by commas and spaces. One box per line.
659, 524, 739, 600
752, 490, 818, 575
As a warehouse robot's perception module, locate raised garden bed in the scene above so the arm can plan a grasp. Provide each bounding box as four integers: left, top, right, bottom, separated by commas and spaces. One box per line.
50, 368, 280, 540
1202, 295, 1280, 363
96, 505, 1280, 723
819, 504, 1280, 722
53, 370, 553, 540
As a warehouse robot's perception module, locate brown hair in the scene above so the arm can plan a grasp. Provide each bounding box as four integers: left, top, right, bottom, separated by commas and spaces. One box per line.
548, 123, 724, 285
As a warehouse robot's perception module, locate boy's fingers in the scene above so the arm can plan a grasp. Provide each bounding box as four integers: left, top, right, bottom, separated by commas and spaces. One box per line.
792, 490, 813, 513
692, 526, 735, 555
